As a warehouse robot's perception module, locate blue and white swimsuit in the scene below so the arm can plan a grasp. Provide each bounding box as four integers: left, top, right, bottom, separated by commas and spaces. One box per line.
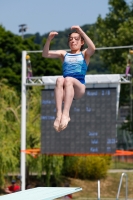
62, 52, 88, 84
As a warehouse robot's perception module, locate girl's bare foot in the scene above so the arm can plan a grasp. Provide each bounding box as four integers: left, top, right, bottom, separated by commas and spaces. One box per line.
59, 115, 70, 131
53, 115, 62, 132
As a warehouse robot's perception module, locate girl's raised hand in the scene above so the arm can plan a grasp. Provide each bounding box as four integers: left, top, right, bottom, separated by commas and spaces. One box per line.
71, 25, 82, 32
48, 32, 58, 40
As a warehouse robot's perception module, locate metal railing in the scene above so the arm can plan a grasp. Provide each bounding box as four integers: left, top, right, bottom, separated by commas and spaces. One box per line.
116, 173, 128, 200
98, 180, 100, 200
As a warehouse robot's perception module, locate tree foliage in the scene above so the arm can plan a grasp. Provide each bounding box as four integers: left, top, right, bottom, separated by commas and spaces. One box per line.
88, 0, 133, 74
0, 25, 62, 92
62, 156, 111, 180
0, 79, 21, 187
0, 82, 64, 188
23, 86, 64, 186
87, 0, 133, 132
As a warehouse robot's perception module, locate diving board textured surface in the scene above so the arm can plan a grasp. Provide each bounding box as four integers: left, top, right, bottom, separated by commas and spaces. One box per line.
0, 187, 82, 200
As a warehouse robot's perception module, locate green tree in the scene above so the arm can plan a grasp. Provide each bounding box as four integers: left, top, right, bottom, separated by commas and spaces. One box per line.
25, 86, 63, 186
0, 82, 63, 187
88, 0, 132, 73
0, 25, 62, 92
62, 156, 111, 180
88, 0, 133, 132
0, 79, 21, 187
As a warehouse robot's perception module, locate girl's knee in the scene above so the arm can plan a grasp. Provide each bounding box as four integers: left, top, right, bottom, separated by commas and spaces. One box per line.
56, 77, 64, 86
64, 77, 73, 86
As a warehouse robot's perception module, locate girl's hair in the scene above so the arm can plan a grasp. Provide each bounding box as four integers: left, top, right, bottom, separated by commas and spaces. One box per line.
68, 31, 85, 51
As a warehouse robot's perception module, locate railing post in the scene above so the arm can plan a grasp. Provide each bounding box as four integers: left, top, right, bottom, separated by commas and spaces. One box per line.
116, 172, 128, 200
98, 180, 100, 200
20, 51, 27, 191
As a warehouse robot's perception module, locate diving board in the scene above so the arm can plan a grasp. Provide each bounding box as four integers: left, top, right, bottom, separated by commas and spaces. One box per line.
0, 187, 82, 200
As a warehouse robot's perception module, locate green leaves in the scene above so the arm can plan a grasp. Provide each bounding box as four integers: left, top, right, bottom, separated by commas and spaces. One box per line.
0, 25, 63, 93
0, 79, 21, 187
62, 156, 111, 180
88, 0, 132, 70
87, 0, 133, 133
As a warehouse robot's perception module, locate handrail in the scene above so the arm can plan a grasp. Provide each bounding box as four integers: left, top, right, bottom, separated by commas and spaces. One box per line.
97, 180, 100, 200
116, 173, 128, 200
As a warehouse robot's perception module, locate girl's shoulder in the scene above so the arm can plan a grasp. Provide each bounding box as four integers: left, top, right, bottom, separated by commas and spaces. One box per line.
57, 50, 67, 62
81, 49, 87, 57
81, 49, 90, 65
59, 50, 67, 57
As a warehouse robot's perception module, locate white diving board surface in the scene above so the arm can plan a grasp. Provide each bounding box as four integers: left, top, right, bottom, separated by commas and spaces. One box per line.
41, 74, 121, 85
0, 187, 82, 200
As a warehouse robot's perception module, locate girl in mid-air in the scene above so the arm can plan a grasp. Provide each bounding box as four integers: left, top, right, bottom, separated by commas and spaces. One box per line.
42, 25, 95, 132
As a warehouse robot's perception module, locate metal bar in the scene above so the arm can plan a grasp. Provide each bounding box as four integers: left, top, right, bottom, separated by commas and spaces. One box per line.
20, 51, 27, 191
25, 74, 131, 86
96, 45, 133, 50
26, 45, 133, 53
116, 173, 128, 200
98, 180, 100, 200
25, 82, 130, 86
26, 49, 70, 53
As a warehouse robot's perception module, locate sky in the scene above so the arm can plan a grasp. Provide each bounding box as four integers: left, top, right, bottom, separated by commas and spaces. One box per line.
0, 0, 110, 36
0, 0, 132, 36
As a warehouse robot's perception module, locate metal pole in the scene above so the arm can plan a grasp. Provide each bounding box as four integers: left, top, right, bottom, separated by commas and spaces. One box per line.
130, 76, 132, 132
116, 173, 128, 200
20, 51, 27, 191
98, 180, 100, 200
26, 45, 133, 53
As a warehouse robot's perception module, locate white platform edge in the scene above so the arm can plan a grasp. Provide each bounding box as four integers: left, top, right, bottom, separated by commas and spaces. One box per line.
0, 187, 82, 200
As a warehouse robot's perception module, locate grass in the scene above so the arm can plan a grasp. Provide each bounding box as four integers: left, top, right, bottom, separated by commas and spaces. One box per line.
110, 158, 133, 170
2, 160, 133, 199
66, 172, 133, 199
2, 172, 133, 199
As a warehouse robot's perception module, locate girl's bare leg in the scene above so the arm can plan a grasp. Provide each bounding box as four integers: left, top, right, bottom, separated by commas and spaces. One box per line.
60, 77, 85, 131
54, 77, 64, 132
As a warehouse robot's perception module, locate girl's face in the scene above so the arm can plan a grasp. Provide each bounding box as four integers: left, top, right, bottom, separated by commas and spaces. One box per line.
68, 33, 84, 52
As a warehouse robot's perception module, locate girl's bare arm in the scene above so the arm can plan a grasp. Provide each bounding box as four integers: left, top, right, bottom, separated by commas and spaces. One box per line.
42, 32, 66, 60
71, 26, 95, 60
